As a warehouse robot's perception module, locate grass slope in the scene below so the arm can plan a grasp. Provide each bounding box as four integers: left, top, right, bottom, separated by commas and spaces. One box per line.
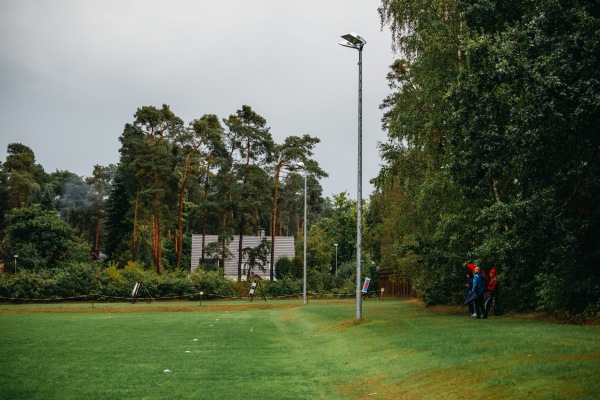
0, 299, 598, 399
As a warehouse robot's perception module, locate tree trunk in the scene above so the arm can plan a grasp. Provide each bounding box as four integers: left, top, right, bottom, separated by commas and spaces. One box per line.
156, 213, 162, 274
153, 192, 163, 274
237, 216, 244, 282
176, 156, 191, 271
221, 202, 228, 274
201, 171, 210, 262
132, 194, 139, 260
151, 214, 156, 265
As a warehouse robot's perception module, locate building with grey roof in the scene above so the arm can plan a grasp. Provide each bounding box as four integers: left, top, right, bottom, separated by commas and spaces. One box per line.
191, 234, 295, 280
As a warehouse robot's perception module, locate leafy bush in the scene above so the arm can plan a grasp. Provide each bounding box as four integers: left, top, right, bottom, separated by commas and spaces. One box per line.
53, 262, 103, 298
308, 271, 336, 294
0, 269, 57, 300
275, 257, 294, 279
155, 272, 195, 299
264, 278, 302, 297
189, 270, 236, 298
95, 264, 128, 297
0, 261, 385, 302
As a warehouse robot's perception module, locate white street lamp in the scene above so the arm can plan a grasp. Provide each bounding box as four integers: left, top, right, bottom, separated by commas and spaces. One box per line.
339, 32, 366, 320
296, 162, 307, 305
334, 243, 338, 276
14, 254, 18, 273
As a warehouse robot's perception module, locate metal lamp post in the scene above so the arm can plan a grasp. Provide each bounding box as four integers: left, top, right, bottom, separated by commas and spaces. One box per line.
339, 32, 366, 320
334, 243, 338, 276
14, 254, 18, 273
297, 162, 308, 305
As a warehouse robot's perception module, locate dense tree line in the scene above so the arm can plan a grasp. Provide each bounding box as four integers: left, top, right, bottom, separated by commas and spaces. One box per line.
0, 104, 374, 298
372, 0, 599, 314
105, 104, 331, 279
1, 1, 597, 316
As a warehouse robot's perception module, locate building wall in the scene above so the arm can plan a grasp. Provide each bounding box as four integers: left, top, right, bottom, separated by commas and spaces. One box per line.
191, 234, 295, 280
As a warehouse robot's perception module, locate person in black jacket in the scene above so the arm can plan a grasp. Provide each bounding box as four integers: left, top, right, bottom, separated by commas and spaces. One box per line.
465, 270, 475, 316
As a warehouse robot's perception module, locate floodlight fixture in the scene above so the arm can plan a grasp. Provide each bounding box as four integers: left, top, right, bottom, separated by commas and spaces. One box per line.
339, 32, 366, 49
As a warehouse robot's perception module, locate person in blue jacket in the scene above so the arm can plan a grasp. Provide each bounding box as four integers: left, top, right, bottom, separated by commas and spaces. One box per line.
472, 266, 487, 319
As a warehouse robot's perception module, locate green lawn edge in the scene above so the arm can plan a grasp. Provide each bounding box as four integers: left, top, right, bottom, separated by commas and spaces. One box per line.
1, 299, 598, 399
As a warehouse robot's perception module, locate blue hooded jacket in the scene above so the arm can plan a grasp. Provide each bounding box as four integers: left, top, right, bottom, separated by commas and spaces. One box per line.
472, 272, 487, 295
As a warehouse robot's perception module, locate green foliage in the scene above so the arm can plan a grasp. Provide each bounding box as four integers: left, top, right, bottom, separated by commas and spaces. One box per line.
0, 269, 56, 300
274, 256, 294, 279
0, 263, 99, 300
0, 262, 242, 300
303, 191, 360, 281
4, 204, 83, 270
154, 272, 195, 298
105, 168, 133, 262
335, 259, 357, 282
27, 183, 56, 211
291, 255, 304, 278
263, 278, 302, 297
0, 260, 369, 301
1, 102, 330, 293
448, 0, 600, 313
307, 270, 337, 293
242, 238, 271, 279
375, 0, 600, 315
188, 269, 236, 298
305, 224, 335, 274
94, 264, 128, 297
52, 262, 103, 298
2, 143, 48, 209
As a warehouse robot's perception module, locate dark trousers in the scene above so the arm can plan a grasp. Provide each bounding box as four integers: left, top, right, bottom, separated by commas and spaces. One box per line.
485, 293, 500, 316
466, 291, 475, 314
474, 294, 485, 318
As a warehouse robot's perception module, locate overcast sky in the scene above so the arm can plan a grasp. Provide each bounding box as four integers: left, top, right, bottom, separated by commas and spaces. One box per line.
0, 0, 396, 198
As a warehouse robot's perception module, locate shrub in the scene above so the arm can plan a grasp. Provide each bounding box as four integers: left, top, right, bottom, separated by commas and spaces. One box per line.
0, 270, 57, 300
53, 262, 103, 298
275, 257, 294, 279
264, 278, 302, 297
189, 270, 236, 298
155, 272, 194, 299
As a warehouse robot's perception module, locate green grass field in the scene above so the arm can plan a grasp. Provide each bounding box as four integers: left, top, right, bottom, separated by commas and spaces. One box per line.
0, 299, 598, 399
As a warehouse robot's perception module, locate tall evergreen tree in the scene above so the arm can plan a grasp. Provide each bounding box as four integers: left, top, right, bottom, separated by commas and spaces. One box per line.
105, 167, 133, 261
3, 143, 48, 209
268, 135, 325, 280
224, 106, 273, 281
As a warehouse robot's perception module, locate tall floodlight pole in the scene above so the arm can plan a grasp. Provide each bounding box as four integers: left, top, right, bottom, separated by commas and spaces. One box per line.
297, 162, 308, 305
334, 243, 338, 276
340, 32, 366, 320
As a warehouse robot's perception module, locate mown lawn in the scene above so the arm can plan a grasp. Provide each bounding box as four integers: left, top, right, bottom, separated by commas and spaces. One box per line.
0, 299, 598, 399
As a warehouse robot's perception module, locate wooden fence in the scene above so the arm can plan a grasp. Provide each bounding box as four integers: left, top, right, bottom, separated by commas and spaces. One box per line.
378, 267, 416, 298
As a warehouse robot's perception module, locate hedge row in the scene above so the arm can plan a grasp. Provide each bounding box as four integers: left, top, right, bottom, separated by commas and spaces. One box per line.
0, 262, 357, 302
